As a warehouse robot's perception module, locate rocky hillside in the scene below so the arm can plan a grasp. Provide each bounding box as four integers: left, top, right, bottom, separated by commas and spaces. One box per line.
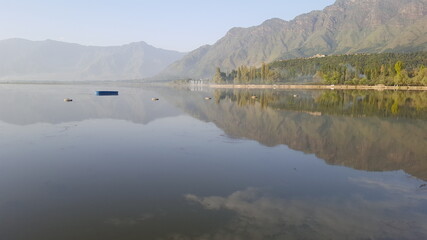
160, 0, 427, 79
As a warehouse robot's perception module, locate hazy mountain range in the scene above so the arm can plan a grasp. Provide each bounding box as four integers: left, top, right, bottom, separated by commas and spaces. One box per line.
0, 0, 426, 81
160, 0, 427, 79
0, 38, 185, 81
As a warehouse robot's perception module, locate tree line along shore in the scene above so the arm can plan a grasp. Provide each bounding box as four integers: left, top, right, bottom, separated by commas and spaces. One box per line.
211, 52, 427, 87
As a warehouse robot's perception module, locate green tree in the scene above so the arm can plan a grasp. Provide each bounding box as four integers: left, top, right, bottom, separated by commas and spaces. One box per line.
394, 61, 403, 74
213, 67, 226, 83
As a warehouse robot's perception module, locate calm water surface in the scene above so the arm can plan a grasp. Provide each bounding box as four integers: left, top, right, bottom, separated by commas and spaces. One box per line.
0, 84, 426, 240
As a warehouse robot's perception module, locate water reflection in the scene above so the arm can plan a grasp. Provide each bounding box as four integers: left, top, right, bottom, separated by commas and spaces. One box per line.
213, 89, 427, 119
0, 84, 181, 125
185, 180, 427, 240
159, 87, 427, 181
1, 84, 426, 240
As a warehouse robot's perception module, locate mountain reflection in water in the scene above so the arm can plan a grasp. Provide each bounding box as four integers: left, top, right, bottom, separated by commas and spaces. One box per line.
159, 87, 427, 181
1, 84, 426, 240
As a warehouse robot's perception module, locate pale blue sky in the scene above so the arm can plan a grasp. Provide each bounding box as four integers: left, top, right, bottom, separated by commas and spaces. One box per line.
0, 0, 335, 51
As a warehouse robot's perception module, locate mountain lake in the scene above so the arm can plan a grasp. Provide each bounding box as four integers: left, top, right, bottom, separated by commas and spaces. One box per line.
0, 83, 426, 240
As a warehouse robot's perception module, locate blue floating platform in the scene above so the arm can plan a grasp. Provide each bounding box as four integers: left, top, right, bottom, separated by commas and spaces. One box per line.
96, 91, 119, 96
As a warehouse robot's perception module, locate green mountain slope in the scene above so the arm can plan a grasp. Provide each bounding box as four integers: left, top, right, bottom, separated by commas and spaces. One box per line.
160, 0, 427, 80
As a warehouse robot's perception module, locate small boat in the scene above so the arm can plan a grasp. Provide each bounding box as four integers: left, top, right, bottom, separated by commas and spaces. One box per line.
204, 97, 212, 100
251, 96, 258, 99
64, 98, 73, 102
151, 98, 159, 101
96, 91, 119, 96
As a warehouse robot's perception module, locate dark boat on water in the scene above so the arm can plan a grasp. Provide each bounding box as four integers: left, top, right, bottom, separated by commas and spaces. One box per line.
95, 91, 119, 96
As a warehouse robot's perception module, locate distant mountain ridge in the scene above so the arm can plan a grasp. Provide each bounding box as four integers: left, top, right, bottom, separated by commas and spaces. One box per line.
159, 0, 427, 79
0, 38, 185, 81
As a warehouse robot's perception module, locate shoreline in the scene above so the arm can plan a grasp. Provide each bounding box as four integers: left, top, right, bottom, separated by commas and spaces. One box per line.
2, 81, 427, 91
208, 84, 427, 91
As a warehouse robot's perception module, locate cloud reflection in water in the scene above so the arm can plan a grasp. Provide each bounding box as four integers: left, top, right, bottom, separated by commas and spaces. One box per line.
184, 180, 427, 240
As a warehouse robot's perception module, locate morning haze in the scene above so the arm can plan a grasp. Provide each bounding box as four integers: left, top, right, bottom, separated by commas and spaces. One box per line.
1, 1, 427, 240
0, 38, 185, 81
